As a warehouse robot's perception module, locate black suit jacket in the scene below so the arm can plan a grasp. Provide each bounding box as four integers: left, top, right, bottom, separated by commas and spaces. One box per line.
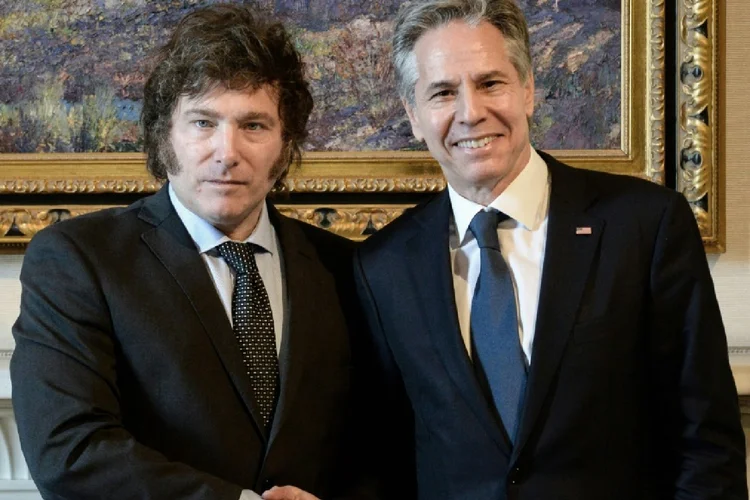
11, 186, 367, 499
354, 152, 747, 499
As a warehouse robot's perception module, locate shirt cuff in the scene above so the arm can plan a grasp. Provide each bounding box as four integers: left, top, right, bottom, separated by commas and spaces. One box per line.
240, 489, 263, 500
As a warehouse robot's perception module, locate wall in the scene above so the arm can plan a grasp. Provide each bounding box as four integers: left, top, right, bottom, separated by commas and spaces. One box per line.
0, 255, 21, 353
711, 0, 750, 392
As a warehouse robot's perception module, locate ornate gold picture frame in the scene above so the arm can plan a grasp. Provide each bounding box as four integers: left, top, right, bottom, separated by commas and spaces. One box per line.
0, 0, 722, 251
677, 0, 723, 252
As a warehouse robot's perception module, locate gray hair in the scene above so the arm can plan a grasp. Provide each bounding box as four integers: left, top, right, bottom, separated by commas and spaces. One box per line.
392, 0, 532, 105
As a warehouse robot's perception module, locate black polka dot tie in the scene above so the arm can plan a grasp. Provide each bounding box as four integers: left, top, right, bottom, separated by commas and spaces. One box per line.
216, 241, 279, 428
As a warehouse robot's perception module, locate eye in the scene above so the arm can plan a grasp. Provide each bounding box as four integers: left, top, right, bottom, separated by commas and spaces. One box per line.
430, 89, 454, 100
194, 119, 213, 128
483, 80, 502, 89
243, 122, 264, 131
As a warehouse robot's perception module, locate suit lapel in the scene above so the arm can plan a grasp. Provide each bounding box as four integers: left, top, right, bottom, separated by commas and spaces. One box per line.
406, 192, 511, 455
264, 206, 318, 449
138, 187, 269, 442
513, 157, 604, 458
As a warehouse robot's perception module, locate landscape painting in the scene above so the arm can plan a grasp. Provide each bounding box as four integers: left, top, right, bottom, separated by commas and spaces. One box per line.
0, 0, 621, 154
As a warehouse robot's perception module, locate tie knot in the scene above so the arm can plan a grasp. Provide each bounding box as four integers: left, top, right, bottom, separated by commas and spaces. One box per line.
469, 209, 507, 250
216, 241, 258, 275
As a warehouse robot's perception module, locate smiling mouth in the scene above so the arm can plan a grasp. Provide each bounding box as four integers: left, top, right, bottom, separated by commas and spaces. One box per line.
455, 135, 499, 149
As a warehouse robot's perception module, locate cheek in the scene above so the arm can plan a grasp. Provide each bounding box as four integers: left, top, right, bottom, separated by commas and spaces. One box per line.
250, 140, 285, 168
177, 139, 213, 169
423, 112, 451, 142
175, 129, 213, 156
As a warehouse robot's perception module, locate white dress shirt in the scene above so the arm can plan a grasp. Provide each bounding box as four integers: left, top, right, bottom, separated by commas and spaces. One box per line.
448, 147, 550, 365
169, 185, 286, 354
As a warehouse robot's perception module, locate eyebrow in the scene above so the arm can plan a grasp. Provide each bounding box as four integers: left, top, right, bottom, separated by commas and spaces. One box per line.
183, 109, 277, 122
422, 70, 510, 95
423, 79, 457, 95
473, 70, 509, 82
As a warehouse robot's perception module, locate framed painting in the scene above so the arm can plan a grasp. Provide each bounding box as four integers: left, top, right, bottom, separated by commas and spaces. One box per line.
0, 0, 723, 251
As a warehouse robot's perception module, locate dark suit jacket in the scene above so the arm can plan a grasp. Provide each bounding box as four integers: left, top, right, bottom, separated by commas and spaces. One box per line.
11, 186, 367, 500
354, 152, 747, 500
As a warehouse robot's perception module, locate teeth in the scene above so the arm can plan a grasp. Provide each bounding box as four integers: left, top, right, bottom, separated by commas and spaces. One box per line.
456, 136, 494, 149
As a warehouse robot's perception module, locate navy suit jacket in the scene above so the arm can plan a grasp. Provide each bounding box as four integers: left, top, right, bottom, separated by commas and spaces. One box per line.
12, 186, 370, 499
354, 152, 747, 499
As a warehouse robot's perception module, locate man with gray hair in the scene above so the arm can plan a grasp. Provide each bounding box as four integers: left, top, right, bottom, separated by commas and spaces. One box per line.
354, 0, 747, 498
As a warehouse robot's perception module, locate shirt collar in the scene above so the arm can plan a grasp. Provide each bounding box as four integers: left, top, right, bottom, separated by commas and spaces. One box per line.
168, 183, 277, 255
448, 147, 550, 246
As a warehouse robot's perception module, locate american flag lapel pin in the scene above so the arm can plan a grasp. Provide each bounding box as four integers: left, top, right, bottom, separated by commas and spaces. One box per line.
576, 226, 592, 235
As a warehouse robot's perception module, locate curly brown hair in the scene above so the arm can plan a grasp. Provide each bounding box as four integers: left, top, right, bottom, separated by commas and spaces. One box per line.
141, 4, 313, 190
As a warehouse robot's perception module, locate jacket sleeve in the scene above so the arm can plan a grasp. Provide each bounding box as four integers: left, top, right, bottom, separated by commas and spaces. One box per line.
647, 193, 747, 499
350, 248, 417, 499
10, 226, 243, 500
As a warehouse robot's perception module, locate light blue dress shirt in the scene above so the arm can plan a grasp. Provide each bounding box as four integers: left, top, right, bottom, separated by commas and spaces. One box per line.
168, 185, 286, 354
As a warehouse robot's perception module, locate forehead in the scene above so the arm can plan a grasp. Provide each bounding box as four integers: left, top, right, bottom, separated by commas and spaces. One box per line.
412, 21, 516, 80
173, 84, 280, 117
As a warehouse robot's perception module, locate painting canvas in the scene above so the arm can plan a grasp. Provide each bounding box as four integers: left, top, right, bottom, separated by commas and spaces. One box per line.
0, 0, 621, 155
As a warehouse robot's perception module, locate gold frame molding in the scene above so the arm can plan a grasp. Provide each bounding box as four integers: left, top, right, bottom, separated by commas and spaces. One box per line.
0, 0, 720, 250
0, 204, 412, 249
677, 0, 723, 251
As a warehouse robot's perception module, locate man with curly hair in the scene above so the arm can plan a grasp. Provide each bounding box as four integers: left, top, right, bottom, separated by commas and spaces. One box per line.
11, 5, 370, 500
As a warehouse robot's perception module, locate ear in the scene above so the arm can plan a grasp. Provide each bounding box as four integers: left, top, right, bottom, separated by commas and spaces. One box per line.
523, 72, 535, 119
402, 97, 424, 142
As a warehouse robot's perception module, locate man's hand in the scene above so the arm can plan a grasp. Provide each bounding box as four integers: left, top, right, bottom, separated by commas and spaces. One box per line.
261, 485, 321, 500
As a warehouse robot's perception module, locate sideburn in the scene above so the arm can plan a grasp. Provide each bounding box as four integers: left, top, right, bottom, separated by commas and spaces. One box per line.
158, 134, 182, 177
269, 143, 293, 192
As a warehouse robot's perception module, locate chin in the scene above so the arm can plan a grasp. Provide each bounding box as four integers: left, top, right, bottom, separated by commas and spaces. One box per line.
467, 164, 511, 181
201, 206, 240, 222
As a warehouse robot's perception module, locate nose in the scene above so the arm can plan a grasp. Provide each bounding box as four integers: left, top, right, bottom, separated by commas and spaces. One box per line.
215, 125, 239, 168
456, 87, 485, 125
